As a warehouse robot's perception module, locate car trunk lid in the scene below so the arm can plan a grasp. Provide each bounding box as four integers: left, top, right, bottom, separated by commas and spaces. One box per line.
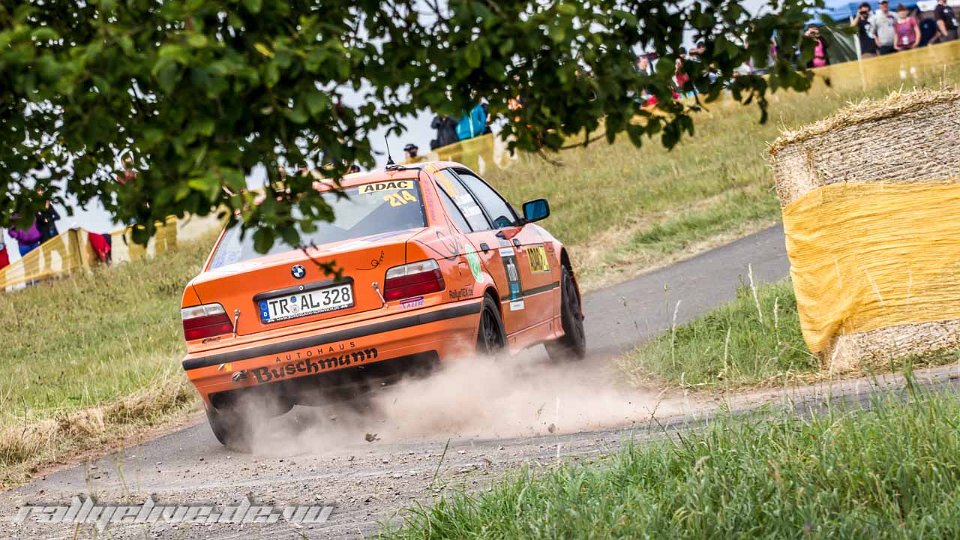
192, 230, 418, 336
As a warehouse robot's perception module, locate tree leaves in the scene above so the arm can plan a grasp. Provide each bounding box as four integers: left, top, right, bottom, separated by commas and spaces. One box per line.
0, 0, 819, 252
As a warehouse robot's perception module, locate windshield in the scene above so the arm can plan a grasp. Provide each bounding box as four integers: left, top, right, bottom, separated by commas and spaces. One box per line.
209, 180, 425, 269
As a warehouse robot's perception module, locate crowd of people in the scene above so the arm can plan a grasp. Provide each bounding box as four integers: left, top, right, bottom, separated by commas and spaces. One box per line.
853, 0, 958, 56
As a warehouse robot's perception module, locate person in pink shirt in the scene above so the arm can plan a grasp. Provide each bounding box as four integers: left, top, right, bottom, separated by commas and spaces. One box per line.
894, 4, 921, 50
805, 24, 830, 68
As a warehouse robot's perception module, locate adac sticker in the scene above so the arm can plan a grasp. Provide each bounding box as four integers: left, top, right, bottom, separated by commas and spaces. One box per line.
359, 180, 412, 194
527, 245, 550, 273
464, 243, 483, 283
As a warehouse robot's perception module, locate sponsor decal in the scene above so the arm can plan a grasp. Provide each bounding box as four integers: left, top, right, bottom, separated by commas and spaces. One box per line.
382, 190, 418, 207
461, 205, 484, 218
358, 180, 412, 194
400, 296, 425, 309
448, 286, 472, 300
435, 230, 461, 261
253, 347, 378, 383
464, 243, 483, 282
510, 300, 525, 311
499, 247, 523, 301
527, 245, 550, 273
358, 249, 385, 270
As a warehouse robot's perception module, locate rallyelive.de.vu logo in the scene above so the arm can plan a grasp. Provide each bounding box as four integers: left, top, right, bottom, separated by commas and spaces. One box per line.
13, 494, 334, 532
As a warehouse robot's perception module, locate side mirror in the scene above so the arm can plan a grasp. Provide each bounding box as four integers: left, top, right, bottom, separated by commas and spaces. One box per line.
521, 198, 550, 223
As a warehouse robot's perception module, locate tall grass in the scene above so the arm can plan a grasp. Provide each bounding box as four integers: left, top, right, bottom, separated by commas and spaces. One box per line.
619, 279, 960, 389
388, 388, 960, 539
620, 280, 816, 389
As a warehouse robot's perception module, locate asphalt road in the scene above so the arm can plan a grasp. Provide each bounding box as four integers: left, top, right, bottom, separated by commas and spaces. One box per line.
7, 223, 921, 540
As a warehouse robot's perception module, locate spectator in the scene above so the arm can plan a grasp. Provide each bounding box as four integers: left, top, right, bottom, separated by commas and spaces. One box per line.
673, 57, 691, 96
36, 200, 60, 242
920, 16, 939, 46
805, 24, 830, 67
930, 0, 959, 43
893, 4, 921, 51
636, 55, 654, 76
456, 103, 487, 141
853, 3, 879, 57
9, 218, 41, 256
0, 229, 9, 271
430, 115, 459, 150
403, 143, 426, 163
871, 0, 898, 54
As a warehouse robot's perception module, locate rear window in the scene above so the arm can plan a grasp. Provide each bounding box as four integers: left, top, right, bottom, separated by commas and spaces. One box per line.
209, 180, 425, 269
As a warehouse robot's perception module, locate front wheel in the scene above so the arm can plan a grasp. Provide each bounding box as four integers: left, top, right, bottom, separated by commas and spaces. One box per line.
546, 266, 586, 361
476, 294, 507, 355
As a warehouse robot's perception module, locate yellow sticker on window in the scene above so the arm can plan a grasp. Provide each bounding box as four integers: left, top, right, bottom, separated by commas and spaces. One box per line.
527, 245, 550, 273
359, 180, 413, 194
383, 190, 419, 207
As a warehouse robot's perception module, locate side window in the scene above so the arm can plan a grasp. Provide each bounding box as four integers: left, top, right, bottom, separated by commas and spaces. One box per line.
454, 170, 518, 229
437, 187, 472, 232
435, 170, 490, 232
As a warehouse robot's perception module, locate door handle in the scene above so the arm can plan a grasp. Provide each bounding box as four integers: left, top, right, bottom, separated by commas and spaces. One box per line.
479, 242, 490, 253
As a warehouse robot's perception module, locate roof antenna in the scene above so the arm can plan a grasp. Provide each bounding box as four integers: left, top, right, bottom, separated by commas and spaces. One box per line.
384, 136, 396, 167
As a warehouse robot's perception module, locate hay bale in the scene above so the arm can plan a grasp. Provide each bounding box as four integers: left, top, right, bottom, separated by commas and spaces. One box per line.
769, 89, 960, 371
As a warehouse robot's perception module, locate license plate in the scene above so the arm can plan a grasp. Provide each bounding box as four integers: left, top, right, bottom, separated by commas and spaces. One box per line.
258, 283, 354, 323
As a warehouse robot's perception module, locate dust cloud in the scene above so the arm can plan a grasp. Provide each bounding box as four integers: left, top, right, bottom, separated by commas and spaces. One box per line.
243, 349, 700, 456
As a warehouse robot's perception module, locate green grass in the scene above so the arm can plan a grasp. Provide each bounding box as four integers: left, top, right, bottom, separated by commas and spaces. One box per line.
0, 239, 209, 418
619, 279, 960, 390
387, 387, 960, 539
620, 280, 816, 389
0, 238, 210, 485
484, 67, 960, 290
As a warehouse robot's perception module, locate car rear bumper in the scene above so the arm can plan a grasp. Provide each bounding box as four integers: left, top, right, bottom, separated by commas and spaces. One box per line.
182, 300, 482, 406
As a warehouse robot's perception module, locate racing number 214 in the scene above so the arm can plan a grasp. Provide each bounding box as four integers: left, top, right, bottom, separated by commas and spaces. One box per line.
383, 190, 418, 207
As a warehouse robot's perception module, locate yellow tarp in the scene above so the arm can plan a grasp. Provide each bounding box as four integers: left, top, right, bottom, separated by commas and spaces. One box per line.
782, 182, 960, 353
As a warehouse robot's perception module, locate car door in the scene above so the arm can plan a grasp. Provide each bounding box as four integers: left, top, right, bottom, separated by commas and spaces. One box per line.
432, 169, 526, 335
450, 168, 557, 331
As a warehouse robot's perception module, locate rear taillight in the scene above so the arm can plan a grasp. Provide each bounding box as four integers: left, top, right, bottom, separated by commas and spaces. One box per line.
383, 260, 445, 301
181, 303, 233, 341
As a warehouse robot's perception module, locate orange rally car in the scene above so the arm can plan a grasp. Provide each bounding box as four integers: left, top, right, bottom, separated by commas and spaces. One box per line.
180, 162, 585, 447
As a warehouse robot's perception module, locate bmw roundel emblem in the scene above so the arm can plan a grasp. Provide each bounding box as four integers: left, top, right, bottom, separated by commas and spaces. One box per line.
291, 264, 306, 279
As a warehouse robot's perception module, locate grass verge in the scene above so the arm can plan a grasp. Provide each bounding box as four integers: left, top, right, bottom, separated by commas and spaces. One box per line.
0, 238, 211, 487
618, 279, 960, 390
387, 385, 960, 538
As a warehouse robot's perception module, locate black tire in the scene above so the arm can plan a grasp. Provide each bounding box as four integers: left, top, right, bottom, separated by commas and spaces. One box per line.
205, 390, 293, 451
476, 294, 507, 355
205, 405, 251, 451
546, 266, 586, 361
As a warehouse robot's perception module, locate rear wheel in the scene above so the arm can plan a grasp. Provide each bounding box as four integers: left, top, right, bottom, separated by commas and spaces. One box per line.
205, 390, 293, 451
205, 405, 250, 450
476, 294, 507, 355
546, 266, 586, 361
